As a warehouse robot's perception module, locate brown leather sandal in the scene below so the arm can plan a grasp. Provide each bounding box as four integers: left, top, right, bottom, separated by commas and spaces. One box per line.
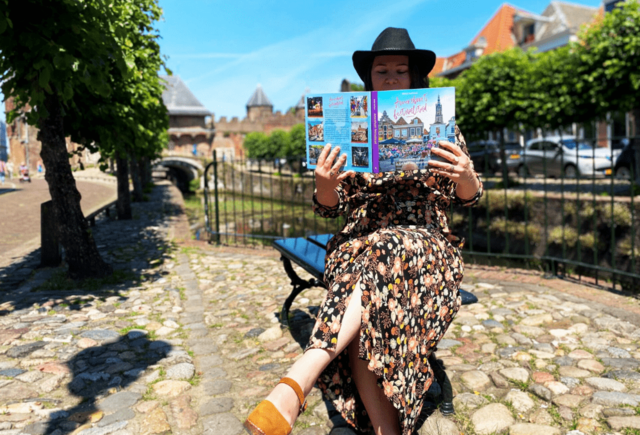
243, 377, 307, 435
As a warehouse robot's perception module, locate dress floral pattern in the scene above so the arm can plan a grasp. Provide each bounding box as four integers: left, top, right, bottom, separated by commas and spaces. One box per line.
307, 127, 483, 435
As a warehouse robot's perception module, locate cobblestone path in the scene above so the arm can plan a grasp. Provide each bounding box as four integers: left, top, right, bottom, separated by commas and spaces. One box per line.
2, 183, 640, 434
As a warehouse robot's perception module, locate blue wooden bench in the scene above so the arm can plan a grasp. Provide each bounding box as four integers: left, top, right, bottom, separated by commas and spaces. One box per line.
272, 234, 478, 416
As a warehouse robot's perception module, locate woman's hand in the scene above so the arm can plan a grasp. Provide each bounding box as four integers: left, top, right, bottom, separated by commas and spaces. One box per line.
428, 140, 480, 200
315, 144, 355, 207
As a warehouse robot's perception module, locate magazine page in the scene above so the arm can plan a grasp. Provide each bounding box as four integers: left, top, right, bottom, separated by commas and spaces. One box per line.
376, 87, 456, 172
305, 92, 375, 173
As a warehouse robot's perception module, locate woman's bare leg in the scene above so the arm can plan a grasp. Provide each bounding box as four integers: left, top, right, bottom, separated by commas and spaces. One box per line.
347, 335, 400, 435
263, 284, 363, 426
264, 283, 401, 435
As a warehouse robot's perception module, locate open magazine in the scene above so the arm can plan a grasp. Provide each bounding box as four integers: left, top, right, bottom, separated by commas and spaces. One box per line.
306, 87, 455, 173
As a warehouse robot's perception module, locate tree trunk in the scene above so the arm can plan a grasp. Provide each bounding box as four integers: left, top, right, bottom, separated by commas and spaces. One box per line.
37, 94, 112, 279
145, 157, 152, 186
116, 153, 132, 220
633, 108, 640, 185
138, 156, 149, 188
130, 154, 144, 202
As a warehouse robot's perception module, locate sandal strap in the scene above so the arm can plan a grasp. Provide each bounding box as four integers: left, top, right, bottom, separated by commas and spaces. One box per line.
278, 377, 307, 413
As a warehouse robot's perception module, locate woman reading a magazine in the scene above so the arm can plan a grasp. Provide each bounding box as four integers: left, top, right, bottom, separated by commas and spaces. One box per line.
245, 27, 482, 435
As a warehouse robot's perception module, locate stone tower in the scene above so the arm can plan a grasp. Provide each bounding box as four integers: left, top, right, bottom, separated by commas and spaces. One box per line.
246, 84, 273, 122
435, 95, 443, 124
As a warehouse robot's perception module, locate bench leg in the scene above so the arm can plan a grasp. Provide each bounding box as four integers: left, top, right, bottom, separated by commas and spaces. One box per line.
279, 256, 320, 327
429, 353, 455, 415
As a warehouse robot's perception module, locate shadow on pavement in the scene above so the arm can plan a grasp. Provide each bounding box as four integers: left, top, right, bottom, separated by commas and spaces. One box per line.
0, 184, 187, 432
42, 335, 173, 434
0, 184, 182, 314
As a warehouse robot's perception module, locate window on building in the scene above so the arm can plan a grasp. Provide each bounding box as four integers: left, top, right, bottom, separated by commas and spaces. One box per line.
523, 24, 535, 44
605, 0, 623, 13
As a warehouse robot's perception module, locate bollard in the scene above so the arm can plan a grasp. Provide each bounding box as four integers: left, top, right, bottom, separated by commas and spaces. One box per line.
40, 200, 62, 267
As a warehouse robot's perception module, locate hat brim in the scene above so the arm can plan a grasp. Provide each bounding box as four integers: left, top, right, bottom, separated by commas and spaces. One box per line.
352, 49, 436, 84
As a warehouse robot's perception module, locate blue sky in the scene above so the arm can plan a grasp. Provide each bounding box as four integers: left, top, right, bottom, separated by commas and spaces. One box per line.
157, 0, 602, 121
0, 0, 603, 123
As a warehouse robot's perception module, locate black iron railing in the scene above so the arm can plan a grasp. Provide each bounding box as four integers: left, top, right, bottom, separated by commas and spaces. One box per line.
204, 135, 640, 291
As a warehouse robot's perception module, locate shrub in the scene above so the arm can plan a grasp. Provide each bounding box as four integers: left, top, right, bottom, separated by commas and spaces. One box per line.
599, 202, 633, 228
618, 236, 640, 257
548, 226, 578, 248
480, 191, 539, 214
451, 212, 465, 227
488, 218, 541, 244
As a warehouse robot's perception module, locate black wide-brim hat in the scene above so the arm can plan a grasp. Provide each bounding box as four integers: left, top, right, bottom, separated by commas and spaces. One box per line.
352, 27, 436, 83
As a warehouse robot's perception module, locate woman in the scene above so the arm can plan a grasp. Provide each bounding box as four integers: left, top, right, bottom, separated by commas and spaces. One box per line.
244, 27, 482, 435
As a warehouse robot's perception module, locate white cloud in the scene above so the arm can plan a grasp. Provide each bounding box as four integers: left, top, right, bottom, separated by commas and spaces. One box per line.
175, 0, 433, 118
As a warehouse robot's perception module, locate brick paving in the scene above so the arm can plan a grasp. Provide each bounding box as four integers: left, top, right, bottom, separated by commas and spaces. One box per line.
1, 183, 640, 434
0, 178, 116, 267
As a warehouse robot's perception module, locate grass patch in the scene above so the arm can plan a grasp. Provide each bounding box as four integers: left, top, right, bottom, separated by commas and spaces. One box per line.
509, 379, 530, 391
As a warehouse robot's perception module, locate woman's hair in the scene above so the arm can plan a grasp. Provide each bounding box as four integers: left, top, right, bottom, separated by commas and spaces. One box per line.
363, 57, 430, 91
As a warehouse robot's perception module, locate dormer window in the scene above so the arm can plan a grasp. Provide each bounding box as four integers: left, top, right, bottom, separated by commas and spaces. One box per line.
523, 23, 535, 44
464, 37, 487, 63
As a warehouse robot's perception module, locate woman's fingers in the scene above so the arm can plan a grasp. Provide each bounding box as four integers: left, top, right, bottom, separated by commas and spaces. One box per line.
428, 159, 462, 172
431, 145, 458, 164
438, 140, 464, 157
331, 153, 347, 172
316, 143, 333, 167
323, 146, 342, 170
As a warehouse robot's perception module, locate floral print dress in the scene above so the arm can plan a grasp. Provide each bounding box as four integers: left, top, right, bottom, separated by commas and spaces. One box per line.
307, 127, 483, 435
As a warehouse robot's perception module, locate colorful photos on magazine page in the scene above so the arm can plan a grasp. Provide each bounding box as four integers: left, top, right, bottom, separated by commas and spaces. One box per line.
305, 92, 373, 172
376, 87, 455, 172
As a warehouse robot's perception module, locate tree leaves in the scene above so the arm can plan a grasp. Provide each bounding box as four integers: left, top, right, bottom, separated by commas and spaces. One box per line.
0, 0, 168, 164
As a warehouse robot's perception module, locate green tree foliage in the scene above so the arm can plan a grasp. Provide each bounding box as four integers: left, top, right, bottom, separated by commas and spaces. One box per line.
243, 125, 307, 159
527, 47, 587, 131
457, 49, 533, 136
243, 132, 270, 159
269, 130, 291, 158
350, 83, 365, 91
0, 0, 167, 279
575, 0, 640, 118
287, 124, 306, 156
457, 49, 533, 183
429, 76, 457, 89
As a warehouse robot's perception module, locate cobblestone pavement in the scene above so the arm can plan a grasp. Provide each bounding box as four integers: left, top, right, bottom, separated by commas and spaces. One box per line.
0, 178, 116, 268
3, 183, 640, 434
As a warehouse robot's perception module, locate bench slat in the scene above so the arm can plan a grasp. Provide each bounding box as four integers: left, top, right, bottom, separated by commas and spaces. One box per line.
274, 235, 478, 305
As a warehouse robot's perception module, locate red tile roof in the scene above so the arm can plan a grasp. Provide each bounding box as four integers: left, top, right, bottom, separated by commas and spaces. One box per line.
435, 3, 527, 75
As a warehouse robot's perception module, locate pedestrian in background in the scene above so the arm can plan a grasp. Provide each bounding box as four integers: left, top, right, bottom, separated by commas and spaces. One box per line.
0, 159, 6, 185
6, 161, 14, 180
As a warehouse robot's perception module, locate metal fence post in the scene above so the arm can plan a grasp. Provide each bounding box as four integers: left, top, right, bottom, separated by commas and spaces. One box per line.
213, 150, 220, 245
40, 200, 61, 267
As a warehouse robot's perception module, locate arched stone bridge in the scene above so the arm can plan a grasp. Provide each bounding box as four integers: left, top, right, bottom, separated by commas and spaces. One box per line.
154, 156, 205, 192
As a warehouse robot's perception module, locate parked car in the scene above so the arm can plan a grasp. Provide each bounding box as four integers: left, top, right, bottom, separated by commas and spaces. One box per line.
467, 140, 522, 174
614, 138, 635, 179
517, 136, 613, 178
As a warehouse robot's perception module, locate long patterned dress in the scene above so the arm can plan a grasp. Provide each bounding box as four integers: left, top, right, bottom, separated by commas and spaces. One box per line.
307, 127, 483, 435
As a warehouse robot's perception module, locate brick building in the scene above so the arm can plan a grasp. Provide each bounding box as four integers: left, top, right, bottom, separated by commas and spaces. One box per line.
3, 98, 99, 176
161, 75, 215, 157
